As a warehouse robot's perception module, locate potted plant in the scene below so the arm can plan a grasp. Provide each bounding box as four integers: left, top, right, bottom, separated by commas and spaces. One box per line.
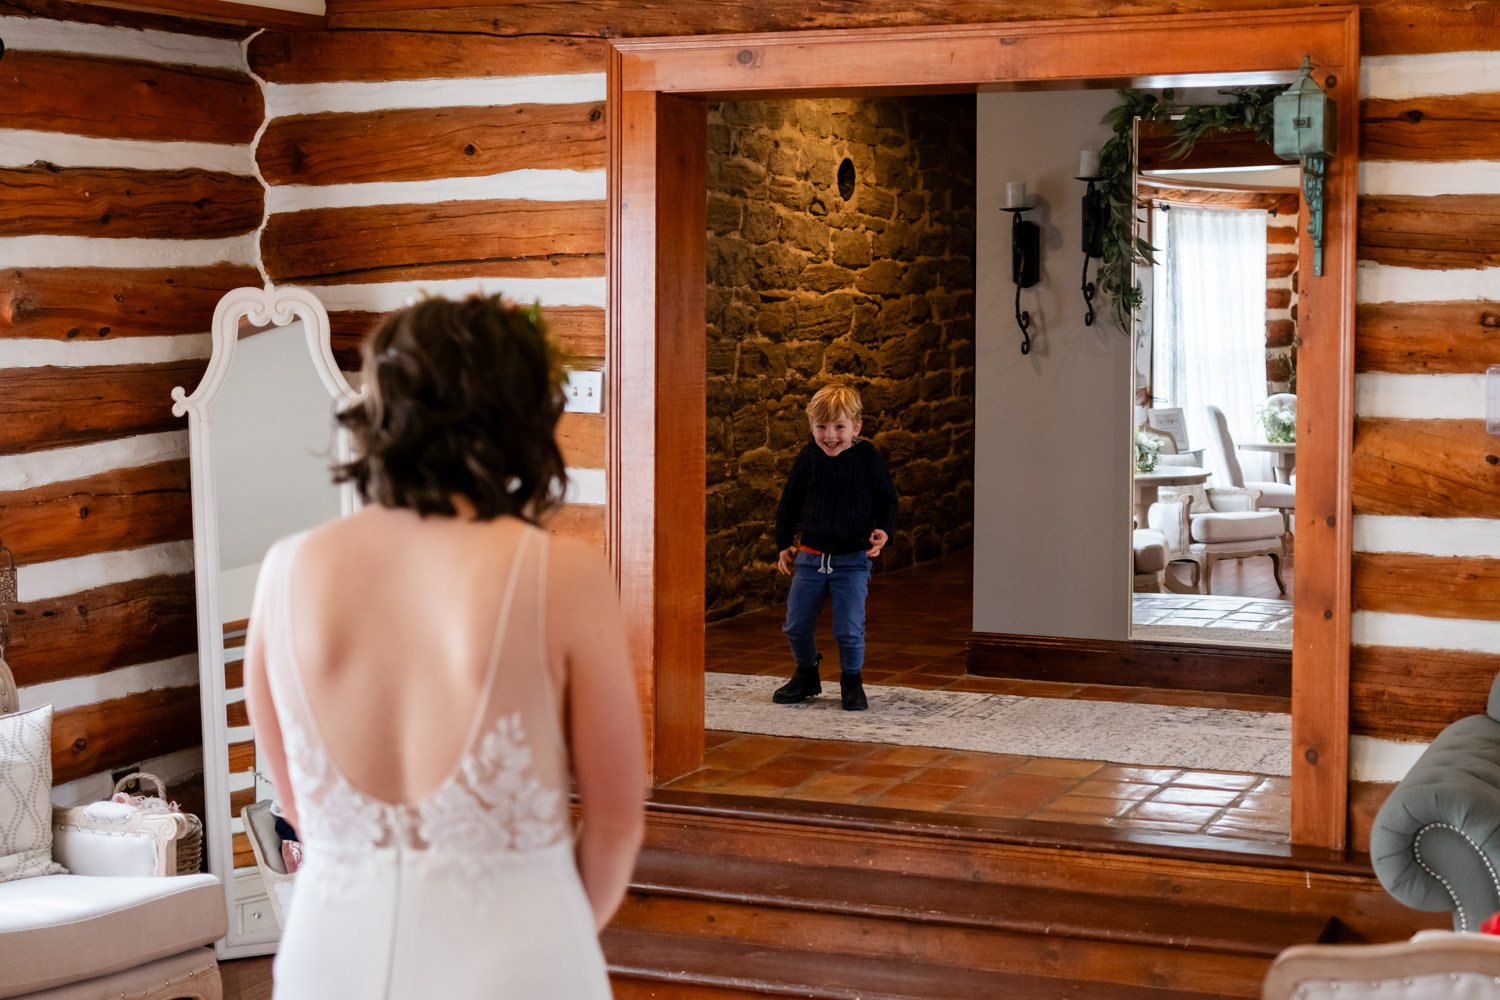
1135, 427, 1164, 473
1261, 403, 1296, 443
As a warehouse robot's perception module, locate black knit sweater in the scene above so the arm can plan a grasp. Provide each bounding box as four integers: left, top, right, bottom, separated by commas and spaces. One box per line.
774, 440, 899, 555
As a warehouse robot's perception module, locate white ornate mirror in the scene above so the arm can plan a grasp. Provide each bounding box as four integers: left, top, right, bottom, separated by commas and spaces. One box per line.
173, 285, 361, 957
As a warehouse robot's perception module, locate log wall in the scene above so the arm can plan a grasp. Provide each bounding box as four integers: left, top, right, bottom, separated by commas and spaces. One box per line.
0, 9, 262, 812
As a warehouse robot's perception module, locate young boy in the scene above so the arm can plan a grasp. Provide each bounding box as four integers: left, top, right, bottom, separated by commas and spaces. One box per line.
772, 384, 899, 711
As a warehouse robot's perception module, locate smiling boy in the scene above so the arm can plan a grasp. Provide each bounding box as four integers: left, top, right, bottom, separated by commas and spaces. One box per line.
772, 384, 899, 711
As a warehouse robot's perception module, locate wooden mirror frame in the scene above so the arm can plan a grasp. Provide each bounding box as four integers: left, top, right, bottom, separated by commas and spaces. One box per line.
607, 7, 1359, 848
173, 285, 361, 956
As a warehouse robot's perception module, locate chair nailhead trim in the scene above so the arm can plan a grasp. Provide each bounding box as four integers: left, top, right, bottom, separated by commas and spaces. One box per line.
1411, 821, 1500, 932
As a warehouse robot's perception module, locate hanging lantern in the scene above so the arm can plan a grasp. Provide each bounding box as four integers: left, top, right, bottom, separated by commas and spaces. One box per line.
1273, 56, 1337, 276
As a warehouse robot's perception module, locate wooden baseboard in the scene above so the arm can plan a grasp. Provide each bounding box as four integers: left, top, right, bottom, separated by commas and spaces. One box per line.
967, 631, 1291, 698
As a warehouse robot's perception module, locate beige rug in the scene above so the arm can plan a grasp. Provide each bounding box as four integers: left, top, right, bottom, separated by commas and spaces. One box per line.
706, 672, 1291, 776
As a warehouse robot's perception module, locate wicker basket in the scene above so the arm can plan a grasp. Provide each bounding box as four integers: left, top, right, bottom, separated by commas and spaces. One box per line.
112, 772, 204, 876
52, 771, 206, 876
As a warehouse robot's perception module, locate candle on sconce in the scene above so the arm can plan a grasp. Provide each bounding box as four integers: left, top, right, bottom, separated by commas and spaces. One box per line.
1004, 181, 1028, 209
1079, 149, 1101, 178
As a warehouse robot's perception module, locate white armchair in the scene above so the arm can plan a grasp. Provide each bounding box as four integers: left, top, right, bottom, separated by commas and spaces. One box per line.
1148, 488, 1287, 596
0, 663, 226, 1000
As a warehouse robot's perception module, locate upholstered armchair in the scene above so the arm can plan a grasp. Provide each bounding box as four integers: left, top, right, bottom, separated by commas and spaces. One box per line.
1147, 488, 1287, 595
0, 662, 226, 1000
1370, 671, 1500, 935
1263, 932, 1500, 999
1203, 404, 1295, 533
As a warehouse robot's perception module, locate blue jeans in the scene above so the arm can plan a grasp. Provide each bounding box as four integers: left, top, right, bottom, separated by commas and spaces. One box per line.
783, 550, 871, 675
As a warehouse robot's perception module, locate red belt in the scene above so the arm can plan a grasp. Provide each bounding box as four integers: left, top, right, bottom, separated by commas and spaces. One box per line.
797, 545, 825, 556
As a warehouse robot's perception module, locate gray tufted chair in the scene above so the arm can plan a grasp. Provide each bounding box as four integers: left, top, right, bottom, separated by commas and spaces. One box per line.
1371, 673, 1500, 933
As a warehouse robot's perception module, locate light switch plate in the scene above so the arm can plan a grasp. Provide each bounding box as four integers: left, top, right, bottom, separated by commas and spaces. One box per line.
1488, 366, 1500, 435
565, 370, 604, 414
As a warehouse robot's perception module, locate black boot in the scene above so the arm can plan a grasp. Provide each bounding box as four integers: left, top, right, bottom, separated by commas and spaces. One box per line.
840, 672, 868, 711
773, 656, 822, 704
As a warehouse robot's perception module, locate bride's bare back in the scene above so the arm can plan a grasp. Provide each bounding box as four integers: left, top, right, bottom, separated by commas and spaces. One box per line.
286, 507, 556, 804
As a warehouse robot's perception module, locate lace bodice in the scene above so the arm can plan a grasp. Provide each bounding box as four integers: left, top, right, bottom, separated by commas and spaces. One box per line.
255, 527, 569, 866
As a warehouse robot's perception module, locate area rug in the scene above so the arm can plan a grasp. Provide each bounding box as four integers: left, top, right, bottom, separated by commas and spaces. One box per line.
705, 672, 1291, 776
1130, 623, 1291, 648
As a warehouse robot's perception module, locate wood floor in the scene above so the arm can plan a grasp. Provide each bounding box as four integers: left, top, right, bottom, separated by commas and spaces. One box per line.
695, 548, 1291, 843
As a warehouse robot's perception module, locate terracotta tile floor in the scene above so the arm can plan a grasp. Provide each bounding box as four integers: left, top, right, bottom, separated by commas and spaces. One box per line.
690, 549, 1292, 844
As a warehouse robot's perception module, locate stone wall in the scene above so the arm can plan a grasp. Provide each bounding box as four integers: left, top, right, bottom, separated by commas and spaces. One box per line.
705, 96, 977, 622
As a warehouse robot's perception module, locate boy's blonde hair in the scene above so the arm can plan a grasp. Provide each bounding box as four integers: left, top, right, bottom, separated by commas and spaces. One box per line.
806, 384, 863, 423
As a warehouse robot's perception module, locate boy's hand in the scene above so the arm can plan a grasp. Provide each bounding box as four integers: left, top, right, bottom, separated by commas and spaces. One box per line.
776, 546, 798, 576
867, 529, 888, 557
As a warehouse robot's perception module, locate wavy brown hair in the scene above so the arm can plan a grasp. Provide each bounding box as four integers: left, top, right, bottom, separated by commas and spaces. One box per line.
333, 295, 569, 523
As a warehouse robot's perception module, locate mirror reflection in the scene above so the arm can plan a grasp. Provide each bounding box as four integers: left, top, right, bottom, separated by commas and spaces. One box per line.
1131, 104, 1299, 654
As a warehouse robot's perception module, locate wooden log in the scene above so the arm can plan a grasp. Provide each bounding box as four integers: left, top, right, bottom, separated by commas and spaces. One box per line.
1357, 301, 1500, 375
229, 785, 256, 814
0, 361, 205, 455
225, 698, 248, 728
558, 412, 604, 469
0, 166, 263, 240
1266, 224, 1296, 246
262, 200, 606, 281
1353, 552, 1500, 622
312, 254, 604, 290
248, 29, 605, 83
224, 657, 243, 690
0, 0, 253, 36
1347, 781, 1396, 854
328, 304, 604, 366
8, 573, 197, 687
228, 738, 255, 773
545, 502, 605, 552
1362, 94, 1500, 162
0, 51, 262, 145
325, 0, 1498, 56
51, 684, 201, 785
1266, 288, 1292, 311
1358, 195, 1500, 270
1141, 183, 1297, 214
0, 264, 263, 341
1350, 644, 1500, 742
1266, 255, 1297, 279
1352, 418, 1500, 518
258, 103, 605, 187
232, 832, 254, 869
1137, 124, 1281, 171
0, 459, 190, 567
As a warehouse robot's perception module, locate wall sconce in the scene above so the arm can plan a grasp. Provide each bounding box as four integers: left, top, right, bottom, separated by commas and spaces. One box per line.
1273, 56, 1337, 276
1077, 150, 1106, 326
1004, 181, 1040, 355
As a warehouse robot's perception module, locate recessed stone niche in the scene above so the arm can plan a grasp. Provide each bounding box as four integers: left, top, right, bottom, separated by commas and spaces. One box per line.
706, 95, 977, 623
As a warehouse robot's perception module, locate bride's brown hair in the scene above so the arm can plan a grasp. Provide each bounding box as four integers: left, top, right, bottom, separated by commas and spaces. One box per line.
333, 295, 569, 523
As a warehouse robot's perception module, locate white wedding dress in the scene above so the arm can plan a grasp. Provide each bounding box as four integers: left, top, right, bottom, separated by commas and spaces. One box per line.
254, 527, 612, 999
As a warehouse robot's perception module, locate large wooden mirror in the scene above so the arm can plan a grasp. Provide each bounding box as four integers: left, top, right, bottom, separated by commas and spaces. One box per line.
610, 9, 1358, 848
173, 285, 360, 957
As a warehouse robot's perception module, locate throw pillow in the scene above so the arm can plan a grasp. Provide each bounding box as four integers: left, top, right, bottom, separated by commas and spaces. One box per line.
1169, 484, 1214, 515
0, 704, 67, 883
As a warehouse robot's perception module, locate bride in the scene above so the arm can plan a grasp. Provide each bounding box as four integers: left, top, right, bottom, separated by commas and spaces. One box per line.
244, 295, 645, 998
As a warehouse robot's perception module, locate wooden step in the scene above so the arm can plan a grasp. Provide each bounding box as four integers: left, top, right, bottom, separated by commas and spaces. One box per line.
640, 790, 1438, 944
604, 928, 1227, 1000
627, 846, 1335, 959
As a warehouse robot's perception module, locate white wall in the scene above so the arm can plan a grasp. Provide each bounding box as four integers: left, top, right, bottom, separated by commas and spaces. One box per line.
975, 90, 1131, 640
212, 320, 344, 584
240, 0, 324, 13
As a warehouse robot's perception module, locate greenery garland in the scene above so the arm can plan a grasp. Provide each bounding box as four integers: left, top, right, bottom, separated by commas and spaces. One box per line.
1095, 86, 1287, 333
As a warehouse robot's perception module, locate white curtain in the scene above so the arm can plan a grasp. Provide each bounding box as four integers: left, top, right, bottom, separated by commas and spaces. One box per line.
1151, 203, 1271, 483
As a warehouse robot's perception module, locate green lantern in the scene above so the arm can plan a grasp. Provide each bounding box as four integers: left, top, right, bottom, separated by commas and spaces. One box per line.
1273, 56, 1337, 276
